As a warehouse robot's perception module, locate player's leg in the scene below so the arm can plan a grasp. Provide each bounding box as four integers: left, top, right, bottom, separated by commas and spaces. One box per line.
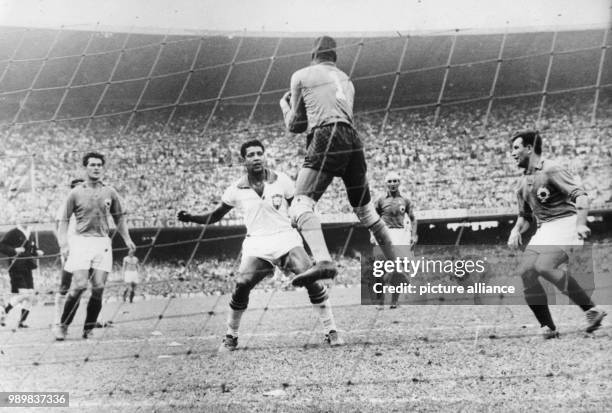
57, 269, 89, 340
4, 270, 28, 330
5, 269, 22, 315
221, 256, 274, 352
518, 250, 558, 338
533, 246, 605, 332
290, 125, 346, 286
293, 168, 334, 261
130, 282, 136, 303
83, 269, 108, 337
82, 236, 113, 338
283, 246, 343, 345
342, 133, 396, 262
55, 270, 72, 326
18, 270, 34, 327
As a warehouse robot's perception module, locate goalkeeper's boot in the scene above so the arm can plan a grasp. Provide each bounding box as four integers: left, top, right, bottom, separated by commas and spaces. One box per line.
54, 324, 68, 341
292, 261, 337, 287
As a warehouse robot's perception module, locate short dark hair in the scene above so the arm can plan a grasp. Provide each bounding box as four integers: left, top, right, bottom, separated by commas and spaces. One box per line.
240, 140, 265, 158
70, 178, 84, 188
82, 152, 105, 167
312, 36, 337, 63
510, 130, 542, 155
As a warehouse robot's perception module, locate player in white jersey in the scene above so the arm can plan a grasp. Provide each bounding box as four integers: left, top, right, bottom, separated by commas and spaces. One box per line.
122, 250, 140, 303
178, 139, 342, 352
53, 178, 83, 327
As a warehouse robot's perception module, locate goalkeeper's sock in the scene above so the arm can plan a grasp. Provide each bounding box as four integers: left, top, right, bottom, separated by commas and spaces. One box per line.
296, 211, 332, 262
226, 308, 245, 337
314, 299, 337, 332
55, 293, 67, 325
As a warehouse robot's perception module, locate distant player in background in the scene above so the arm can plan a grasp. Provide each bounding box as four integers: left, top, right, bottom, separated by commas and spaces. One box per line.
122, 250, 140, 303
178, 139, 342, 352
55, 152, 136, 340
507, 131, 606, 338
54, 178, 84, 328
373, 172, 418, 308
279, 35, 398, 287
0, 212, 44, 329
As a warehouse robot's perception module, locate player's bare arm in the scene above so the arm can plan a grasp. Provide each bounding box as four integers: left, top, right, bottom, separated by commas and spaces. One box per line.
115, 216, 135, 253
408, 208, 418, 247
57, 195, 74, 257
575, 194, 591, 239
508, 216, 530, 248
177, 203, 233, 225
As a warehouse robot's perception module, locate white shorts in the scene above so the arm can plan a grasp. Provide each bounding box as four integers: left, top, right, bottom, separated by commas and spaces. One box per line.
528, 215, 583, 253
371, 228, 412, 246
64, 235, 113, 273
124, 271, 139, 284
242, 230, 303, 262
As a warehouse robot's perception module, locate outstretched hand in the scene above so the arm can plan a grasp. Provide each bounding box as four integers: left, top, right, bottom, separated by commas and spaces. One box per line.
177, 210, 192, 223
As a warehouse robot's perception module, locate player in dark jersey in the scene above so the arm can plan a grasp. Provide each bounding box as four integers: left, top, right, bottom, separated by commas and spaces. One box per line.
0, 211, 43, 329
374, 172, 418, 308
507, 131, 606, 338
280, 36, 397, 287
55, 153, 136, 340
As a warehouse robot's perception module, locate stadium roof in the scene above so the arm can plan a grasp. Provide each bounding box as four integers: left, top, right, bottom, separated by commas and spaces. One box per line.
1, 0, 610, 37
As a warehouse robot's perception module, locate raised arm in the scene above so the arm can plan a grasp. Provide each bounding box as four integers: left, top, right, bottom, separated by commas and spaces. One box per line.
280, 72, 303, 130
177, 203, 233, 225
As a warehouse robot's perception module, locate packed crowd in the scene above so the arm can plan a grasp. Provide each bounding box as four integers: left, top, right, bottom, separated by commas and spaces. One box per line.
0, 95, 610, 227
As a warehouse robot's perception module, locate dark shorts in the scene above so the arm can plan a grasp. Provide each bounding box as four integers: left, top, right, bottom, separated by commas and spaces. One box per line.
304, 122, 366, 177
9, 269, 34, 293
300, 122, 371, 207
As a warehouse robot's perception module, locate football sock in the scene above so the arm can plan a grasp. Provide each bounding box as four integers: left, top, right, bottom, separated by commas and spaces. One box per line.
226, 308, 245, 337
61, 290, 83, 326
84, 288, 104, 331
130, 289, 135, 303
524, 284, 556, 330
20, 309, 29, 324
55, 293, 67, 325
564, 275, 594, 312
369, 219, 397, 262
314, 299, 337, 332
296, 211, 332, 262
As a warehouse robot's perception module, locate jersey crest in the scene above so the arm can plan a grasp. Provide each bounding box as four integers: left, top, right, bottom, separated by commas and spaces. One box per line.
271, 193, 283, 210
536, 186, 551, 204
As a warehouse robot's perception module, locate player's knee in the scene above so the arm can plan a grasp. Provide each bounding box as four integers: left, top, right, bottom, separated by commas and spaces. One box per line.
520, 269, 539, 289
290, 195, 316, 228
533, 261, 552, 275
306, 282, 328, 304
347, 185, 371, 207
353, 202, 379, 228
231, 279, 253, 310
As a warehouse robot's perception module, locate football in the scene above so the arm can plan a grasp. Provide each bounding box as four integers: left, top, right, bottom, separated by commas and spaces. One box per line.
287, 93, 308, 134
